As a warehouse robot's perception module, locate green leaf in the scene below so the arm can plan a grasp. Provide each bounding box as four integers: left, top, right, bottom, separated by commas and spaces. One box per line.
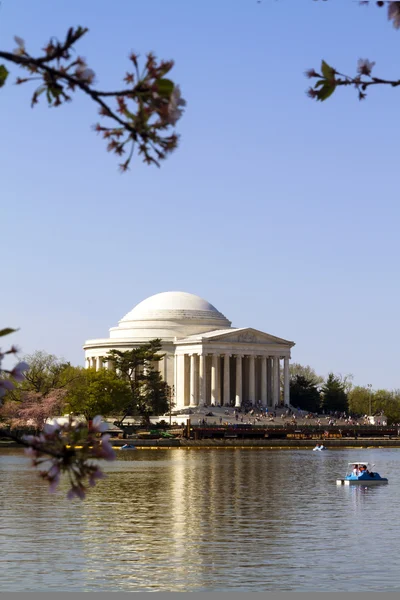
157, 78, 174, 97
0, 328, 17, 337
0, 65, 9, 88
314, 80, 326, 88
321, 60, 335, 80
317, 83, 336, 102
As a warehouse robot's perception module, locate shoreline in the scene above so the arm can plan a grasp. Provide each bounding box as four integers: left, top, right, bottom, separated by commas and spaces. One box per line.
2, 438, 400, 450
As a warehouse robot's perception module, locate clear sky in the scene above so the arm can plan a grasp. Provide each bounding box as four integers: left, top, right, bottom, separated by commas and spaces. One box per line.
1, 0, 399, 390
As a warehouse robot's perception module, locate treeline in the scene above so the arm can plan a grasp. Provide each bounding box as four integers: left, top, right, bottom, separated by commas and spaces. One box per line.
289, 363, 400, 424
0, 340, 173, 429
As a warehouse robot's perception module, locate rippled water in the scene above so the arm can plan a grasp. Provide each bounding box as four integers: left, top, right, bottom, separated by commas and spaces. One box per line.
1, 447, 400, 592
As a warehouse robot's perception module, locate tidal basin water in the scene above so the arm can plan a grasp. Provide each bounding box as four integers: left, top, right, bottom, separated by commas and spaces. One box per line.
2, 447, 400, 592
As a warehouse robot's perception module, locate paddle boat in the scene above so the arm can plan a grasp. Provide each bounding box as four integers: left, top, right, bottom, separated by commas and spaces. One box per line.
313, 443, 326, 451
336, 462, 388, 485
120, 444, 136, 450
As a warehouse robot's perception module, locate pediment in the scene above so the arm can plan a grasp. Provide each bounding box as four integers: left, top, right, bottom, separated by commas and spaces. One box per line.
205, 328, 295, 347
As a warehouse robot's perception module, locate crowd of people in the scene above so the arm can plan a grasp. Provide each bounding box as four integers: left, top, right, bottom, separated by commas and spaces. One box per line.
191, 405, 389, 428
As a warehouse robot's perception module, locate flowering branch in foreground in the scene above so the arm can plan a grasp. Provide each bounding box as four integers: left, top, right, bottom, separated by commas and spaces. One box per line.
17, 416, 115, 499
0, 329, 115, 499
306, 58, 400, 102
0, 26, 185, 170
305, 3, 400, 102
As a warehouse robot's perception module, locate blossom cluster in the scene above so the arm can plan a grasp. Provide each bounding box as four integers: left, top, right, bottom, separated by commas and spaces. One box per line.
0, 26, 185, 171
0, 329, 29, 401
94, 51, 186, 170
24, 415, 115, 499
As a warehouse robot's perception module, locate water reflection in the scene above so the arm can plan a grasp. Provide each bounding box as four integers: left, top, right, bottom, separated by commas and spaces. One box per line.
1, 448, 400, 591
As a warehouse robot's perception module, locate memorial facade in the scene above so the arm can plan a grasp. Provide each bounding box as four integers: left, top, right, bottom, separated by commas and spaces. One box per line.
83, 291, 295, 409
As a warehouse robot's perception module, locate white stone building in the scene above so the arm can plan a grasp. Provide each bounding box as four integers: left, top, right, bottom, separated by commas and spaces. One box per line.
83, 291, 295, 409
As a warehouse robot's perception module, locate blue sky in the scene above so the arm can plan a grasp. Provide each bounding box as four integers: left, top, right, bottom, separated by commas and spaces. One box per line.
1, 0, 399, 389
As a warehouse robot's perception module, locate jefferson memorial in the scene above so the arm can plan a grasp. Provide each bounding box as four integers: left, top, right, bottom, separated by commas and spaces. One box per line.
83, 291, 295, 409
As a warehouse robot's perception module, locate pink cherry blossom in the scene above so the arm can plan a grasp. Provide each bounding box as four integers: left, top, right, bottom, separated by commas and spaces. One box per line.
89, 467, 105, 487
91, 415, 109, 433
11, 361, 29, 382
13, 35, 25, 56
167, 85, 186, 125
357, 58, 375, 76
43, 420, 62, 435
67, 486, 86, 500
98, 434, 116, 461
0, 380, 15, 397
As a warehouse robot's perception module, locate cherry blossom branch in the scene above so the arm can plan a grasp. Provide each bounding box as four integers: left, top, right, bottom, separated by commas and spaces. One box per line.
306, 58, 400, 101
0, 26, 185, 171
0, 416, 115, 499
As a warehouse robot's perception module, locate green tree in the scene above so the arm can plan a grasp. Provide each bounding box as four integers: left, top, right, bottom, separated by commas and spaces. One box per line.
373, 389, 400, 425
348, 386, 372, 416
134, 368, 170, 424
289, 375, 321, 413
321, 373, 348, 413
289, 363, 324, 387
65, 367, 131, 422
106, 339, 171, 424
7, 350, 81, 400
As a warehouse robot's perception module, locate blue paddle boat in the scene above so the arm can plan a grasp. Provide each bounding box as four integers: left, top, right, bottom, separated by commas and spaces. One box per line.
336, 462, 388, 486
120, 444, 136, 450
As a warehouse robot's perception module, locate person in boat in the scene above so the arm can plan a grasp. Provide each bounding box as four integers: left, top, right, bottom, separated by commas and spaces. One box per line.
352, 464, 360, 476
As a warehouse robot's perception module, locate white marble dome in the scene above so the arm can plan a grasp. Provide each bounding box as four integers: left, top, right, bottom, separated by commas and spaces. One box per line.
109, 291, 231, 340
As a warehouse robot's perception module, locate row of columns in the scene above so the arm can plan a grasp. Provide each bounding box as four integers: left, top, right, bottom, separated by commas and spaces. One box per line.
86, 356, 113, 371
85, 352, 291, 409
176, 353, 290, 409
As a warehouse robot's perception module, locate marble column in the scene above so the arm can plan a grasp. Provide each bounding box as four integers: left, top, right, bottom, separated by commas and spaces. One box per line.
106, 359, 114, 371
261, 356, 267, 407
211, 353, 218, 406
190, 353, 197, 407
235, 354, 243, 407
267, 357, 273, 407
85, 357, 90, 369
163, 355, 168, 382
96, 356, 103, 371
273, 356, 280, 407
90, 357, 96, 369
223, 353, 230, 406
249, 355, 255, 405
174, 354, 178, 407
176, 354, 186, 409
199, 353, 206, 406
284, 356, 290, 405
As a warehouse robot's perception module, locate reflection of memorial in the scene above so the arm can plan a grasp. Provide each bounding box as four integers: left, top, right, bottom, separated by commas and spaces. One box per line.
77, 450, 295, 590
84, 291, 295, 408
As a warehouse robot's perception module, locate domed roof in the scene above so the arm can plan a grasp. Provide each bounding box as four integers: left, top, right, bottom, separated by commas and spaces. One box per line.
120, 291, 230, 326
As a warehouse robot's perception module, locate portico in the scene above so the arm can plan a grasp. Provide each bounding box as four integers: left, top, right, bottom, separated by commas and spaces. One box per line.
173, 329, 292, 408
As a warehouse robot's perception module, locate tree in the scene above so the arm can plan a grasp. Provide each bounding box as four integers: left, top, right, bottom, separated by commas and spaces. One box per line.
289, 375, 321, 413
135, 368, 170, 423
289, 363, 324, 387
106, 339, 171, 424
348, 386, 372, 416
321, 373, 348, 413
0, 27, 185, 171
9, 350, 80, 399
0, 389, 66, 431
373, 389, 400, 425
65, 368, 132, 422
